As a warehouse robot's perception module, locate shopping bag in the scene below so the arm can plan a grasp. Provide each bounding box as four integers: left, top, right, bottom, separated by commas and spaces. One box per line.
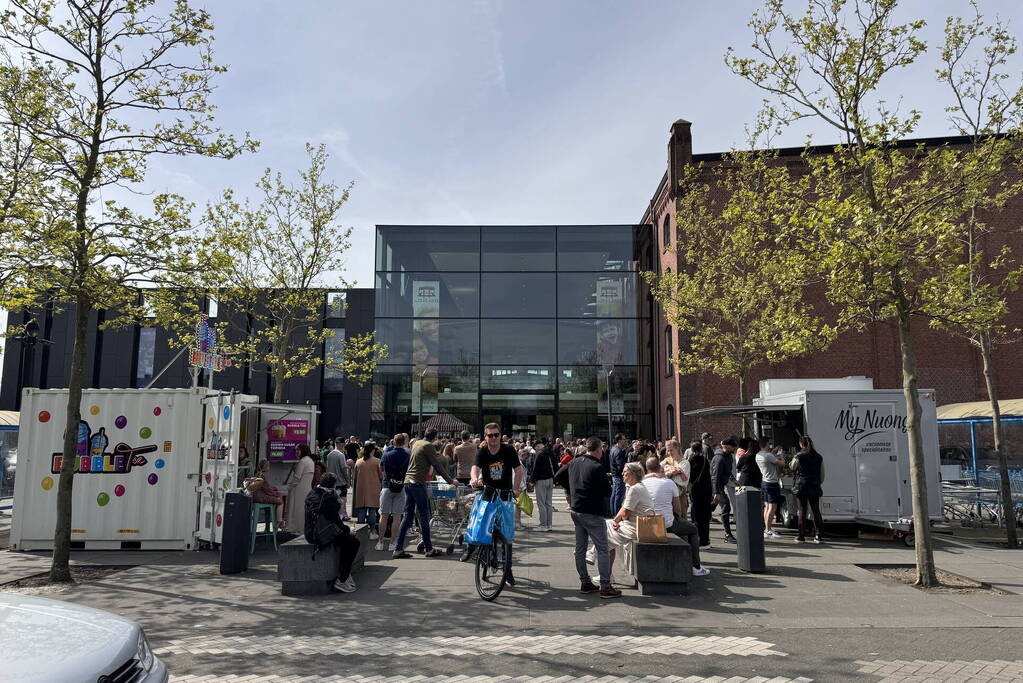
515, 490, 534, 517
495, 498, 516, 542
464, 495, 498, 546
636, 514, 667, 543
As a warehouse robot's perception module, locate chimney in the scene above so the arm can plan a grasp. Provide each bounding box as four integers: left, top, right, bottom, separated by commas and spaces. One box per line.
667, 119, 692, 200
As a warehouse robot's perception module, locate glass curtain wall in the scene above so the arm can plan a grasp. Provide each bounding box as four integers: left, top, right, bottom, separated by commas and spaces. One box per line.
372, 225, 653, 441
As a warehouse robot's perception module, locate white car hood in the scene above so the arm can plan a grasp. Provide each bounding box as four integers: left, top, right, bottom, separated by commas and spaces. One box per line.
0, 593, 138, 682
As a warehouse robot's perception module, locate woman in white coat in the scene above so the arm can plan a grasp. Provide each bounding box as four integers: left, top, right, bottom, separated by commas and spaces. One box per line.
284, 443, 315, 531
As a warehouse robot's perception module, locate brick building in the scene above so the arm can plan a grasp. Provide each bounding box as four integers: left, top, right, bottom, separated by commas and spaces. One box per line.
642, 119, 1023, 441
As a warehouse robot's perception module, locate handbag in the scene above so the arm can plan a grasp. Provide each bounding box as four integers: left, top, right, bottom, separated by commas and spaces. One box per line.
636, 514, 668, 543
515, 490, 534, 517
496, 498, 516, 542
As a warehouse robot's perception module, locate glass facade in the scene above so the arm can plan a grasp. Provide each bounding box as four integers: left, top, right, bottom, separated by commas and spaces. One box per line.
372, 225, 654, 441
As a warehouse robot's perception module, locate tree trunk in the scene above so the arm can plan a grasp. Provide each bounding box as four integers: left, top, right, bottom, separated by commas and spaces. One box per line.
50, 298, 89, 583
896, 311, 938, 587
739, 372, 751, 438
980, 332, 1018, 548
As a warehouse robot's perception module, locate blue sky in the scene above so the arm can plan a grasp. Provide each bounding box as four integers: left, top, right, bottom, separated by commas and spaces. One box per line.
143, 0, 1023, 288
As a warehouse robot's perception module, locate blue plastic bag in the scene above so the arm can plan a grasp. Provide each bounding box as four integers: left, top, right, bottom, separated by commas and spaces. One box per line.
465, 495, 498, 546
495, 498, 516, 542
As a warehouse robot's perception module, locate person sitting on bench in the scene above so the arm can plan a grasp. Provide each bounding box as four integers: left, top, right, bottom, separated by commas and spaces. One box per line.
305, 472, 361, 593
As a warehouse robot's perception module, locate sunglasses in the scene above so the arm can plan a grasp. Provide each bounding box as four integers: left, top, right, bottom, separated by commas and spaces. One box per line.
485, 433, 501, 438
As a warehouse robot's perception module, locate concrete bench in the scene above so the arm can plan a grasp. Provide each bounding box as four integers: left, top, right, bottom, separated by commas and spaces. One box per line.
277, 523, 370, 596
631, 536, 692, 596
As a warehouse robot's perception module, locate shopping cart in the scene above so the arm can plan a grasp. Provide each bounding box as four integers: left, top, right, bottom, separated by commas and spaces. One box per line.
416, 481, 474, 554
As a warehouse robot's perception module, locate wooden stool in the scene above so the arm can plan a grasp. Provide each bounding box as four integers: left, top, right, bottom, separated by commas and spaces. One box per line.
250, 503, 278, 553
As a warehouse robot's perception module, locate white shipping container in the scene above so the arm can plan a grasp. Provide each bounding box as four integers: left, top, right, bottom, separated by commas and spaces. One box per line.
10, 388, 254, 550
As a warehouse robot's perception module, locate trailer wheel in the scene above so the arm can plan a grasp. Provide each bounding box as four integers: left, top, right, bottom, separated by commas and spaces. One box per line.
903, 532, 915, 547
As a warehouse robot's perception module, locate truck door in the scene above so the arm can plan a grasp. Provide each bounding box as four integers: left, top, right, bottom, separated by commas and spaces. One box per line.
850, 402, 903, 518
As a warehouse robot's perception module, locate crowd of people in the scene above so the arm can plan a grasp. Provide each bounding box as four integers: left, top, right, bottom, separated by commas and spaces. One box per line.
271, 427, 825, 595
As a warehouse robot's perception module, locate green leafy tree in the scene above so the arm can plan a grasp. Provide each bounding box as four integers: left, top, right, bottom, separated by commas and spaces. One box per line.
930, 6, 1023, 548
644, 150, 834, 428
0, 0, 254, 583
153, 144, 387, 401
727, 0, 1020, 584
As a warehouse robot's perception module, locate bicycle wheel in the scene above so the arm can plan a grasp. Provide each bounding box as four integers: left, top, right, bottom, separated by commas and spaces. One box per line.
475, 530, 511, 601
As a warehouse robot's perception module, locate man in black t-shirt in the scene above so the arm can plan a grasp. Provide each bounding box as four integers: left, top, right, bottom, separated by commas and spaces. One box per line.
463, 423, 525, 576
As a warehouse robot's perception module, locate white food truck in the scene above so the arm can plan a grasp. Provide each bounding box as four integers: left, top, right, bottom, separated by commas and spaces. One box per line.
11, 387, 316, 551
686, 377, 943, 544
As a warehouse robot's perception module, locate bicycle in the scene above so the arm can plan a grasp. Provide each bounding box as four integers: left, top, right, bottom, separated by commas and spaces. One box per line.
472, 486, 515, 601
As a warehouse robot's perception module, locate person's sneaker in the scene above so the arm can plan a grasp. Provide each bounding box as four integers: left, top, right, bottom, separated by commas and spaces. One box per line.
579, 581, 600, 594
369, 531, 378, 540
592, 574, 615, 586
374, 540, 385, 551
699, 543, 711, 550
333, 577, 356, 593
459, 546, 475, 563
813, 536, 823, 544
724, 534, 737, 544
505, 571, 516, 587
692, 566, 711, 577
599, 585, 622, 599
794, 538, 805, 544
388, 541, 397, 551
585, 547, 596, 565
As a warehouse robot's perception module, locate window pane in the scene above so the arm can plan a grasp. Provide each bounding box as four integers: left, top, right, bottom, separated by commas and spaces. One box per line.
376, 225, 480, 271
480, 366, 556, 391
481, 394, 556, 412
480, 273, 555, 317
480, 319, 556, 364
135, 327, 156, 388
323, 328, 345, 392
557, 319, 639, 365
375, 272, 479, 317
557, 225, 638, 271
558, 365, 648, 415
557, 273, 643, 317
481, 226, 556, 271
375, 319, 479, 365
326, 291, 346, 318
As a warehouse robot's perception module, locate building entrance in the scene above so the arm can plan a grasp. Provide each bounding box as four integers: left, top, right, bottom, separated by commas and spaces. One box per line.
481, 393, 555, 441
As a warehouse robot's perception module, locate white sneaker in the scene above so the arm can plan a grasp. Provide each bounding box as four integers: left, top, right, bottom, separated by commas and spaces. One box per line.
369, 532, 379, 540
692, 566, 711, 577
388, 541, 397, 552
585, 547, 596, 566
592, 574, 615, 586
768, 530, 781, 538
699, 543, 711, 550
374, 541, 384, 551
333, 576, 356, 593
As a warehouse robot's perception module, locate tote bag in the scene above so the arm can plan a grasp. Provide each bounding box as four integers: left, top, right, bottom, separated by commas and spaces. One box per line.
636, 514, 668, 543
465, 495, 499, 546
496, 498, 516, 542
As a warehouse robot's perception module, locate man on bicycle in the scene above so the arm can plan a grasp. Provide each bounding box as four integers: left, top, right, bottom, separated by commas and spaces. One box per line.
468, 422, 524, 582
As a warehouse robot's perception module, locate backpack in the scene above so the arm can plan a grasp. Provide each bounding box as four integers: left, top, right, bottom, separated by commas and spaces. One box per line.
303, 488, 322, 545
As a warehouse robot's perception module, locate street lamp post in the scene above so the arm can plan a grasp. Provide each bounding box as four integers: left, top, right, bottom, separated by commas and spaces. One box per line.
604, 364, 614, 443
417, 367, 429, 437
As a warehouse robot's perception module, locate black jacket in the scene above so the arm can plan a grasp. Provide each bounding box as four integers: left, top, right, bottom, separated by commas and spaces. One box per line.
688, 447, 713, 501
710, 448, 735, 496
566, 454, 611, 517
530, 447, 557, 482
736, 452, 763, 488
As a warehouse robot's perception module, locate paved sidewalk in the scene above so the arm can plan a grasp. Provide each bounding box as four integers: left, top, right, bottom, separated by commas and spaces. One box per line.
3, 491, 1023, 680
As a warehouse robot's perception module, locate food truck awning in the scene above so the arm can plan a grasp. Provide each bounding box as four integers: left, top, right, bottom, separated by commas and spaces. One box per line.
0, 410, 18, 430
683, 404, 803, 417
937, 399, 1023, 421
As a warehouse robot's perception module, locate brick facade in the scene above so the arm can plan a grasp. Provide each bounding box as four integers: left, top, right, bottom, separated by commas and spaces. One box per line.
642, 120, 1023, 441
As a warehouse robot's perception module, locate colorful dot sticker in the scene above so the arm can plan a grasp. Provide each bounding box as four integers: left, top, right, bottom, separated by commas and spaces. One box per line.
97, 492, 110, 506
114, 484, 126, 497
139, 427, 152, 439
215, 514, 222, 527
208, 418, 214, 428
38, 411, 50, 423
41, 476, 54, 491
222, 478, 230, 490
223, 406, 231, 420
115, 416, 127, 429
148, 473, 159, 485
89, 405, 100, 415
153, 406, 162, 416
205, 472, 212, 484
155, 458, 165, 469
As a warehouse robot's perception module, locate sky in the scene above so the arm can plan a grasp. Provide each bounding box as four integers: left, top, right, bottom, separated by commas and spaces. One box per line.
139, 0, 1023, 289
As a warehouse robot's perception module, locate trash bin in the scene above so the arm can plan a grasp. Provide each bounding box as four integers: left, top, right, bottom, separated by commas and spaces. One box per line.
220, 491, 251, 575
735, 487, 766, 573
